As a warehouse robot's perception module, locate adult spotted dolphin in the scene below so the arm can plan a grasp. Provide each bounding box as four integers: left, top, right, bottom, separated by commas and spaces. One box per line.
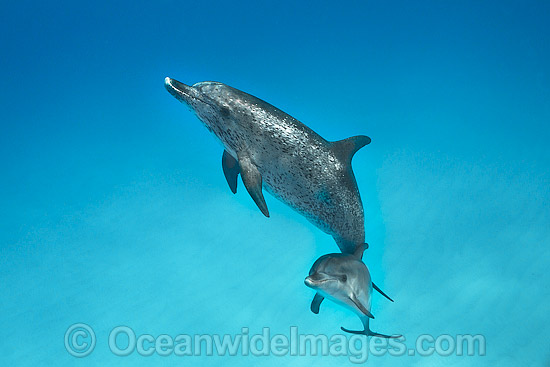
165, 77, 370, 253
305, 244, 400, 337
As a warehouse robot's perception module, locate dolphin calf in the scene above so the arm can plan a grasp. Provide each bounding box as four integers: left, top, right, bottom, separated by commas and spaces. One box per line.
165, 77, 370, 253
304, 244, 400, 337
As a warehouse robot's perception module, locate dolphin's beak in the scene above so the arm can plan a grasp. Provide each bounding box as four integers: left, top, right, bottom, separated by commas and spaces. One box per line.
164, 77, 199, 105
305, 273, 329, 288
304, 276, 316, 288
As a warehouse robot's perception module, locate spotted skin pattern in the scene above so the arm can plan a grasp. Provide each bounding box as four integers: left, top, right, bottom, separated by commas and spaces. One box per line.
165, 78, 369, 254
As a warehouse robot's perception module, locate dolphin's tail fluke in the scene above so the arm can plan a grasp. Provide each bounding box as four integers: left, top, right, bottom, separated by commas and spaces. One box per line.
341, 317, 401, 338
334, 237, 363, 255
340, 326, 401, 338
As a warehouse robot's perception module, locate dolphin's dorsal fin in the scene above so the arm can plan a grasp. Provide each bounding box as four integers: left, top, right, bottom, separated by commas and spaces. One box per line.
331, 135, 371, 164
310, 293, 324, 314
222, 150, 240, 194
353, 243, 368, 259
238, 154, 270, 217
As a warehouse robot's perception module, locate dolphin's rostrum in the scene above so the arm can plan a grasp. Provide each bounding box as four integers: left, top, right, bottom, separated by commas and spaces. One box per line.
165, 77, 370, 254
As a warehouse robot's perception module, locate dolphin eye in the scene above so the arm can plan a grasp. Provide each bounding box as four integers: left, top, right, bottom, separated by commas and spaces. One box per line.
341, 275, 347, 282
220, 107, 230, 117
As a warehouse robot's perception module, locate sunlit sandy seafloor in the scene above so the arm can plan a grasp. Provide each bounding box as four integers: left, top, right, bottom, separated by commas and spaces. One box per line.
1, 1, 549, 366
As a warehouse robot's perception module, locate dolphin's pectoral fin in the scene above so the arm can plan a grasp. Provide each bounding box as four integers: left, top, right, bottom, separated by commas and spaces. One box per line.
238, 154, 270, 217
341, 316, 402, 338
331, 135, 371, 164
310, 293, 324, 314
222, 150, 240, 194
372, 282, 394, 302
349, 294, 374, 319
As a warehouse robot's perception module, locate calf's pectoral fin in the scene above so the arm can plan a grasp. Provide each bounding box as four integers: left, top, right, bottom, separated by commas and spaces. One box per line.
372, 282, 394, 302
238, 154, 270, 217
310, 293, 324, 314
349, 294, 374, 319
222, 150, 240, 194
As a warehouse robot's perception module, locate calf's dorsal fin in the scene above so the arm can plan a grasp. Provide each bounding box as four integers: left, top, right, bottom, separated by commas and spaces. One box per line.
353, 243, 368, 259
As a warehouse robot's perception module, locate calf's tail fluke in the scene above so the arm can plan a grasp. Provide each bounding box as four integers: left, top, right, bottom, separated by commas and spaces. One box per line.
341, 317, 401, 338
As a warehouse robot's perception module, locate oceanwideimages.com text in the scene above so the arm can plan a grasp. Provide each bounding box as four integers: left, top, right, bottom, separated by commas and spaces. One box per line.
65, 323, 485, 363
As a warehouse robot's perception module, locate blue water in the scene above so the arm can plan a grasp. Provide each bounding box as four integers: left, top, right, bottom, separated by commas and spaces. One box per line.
1, 0, 549, 365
